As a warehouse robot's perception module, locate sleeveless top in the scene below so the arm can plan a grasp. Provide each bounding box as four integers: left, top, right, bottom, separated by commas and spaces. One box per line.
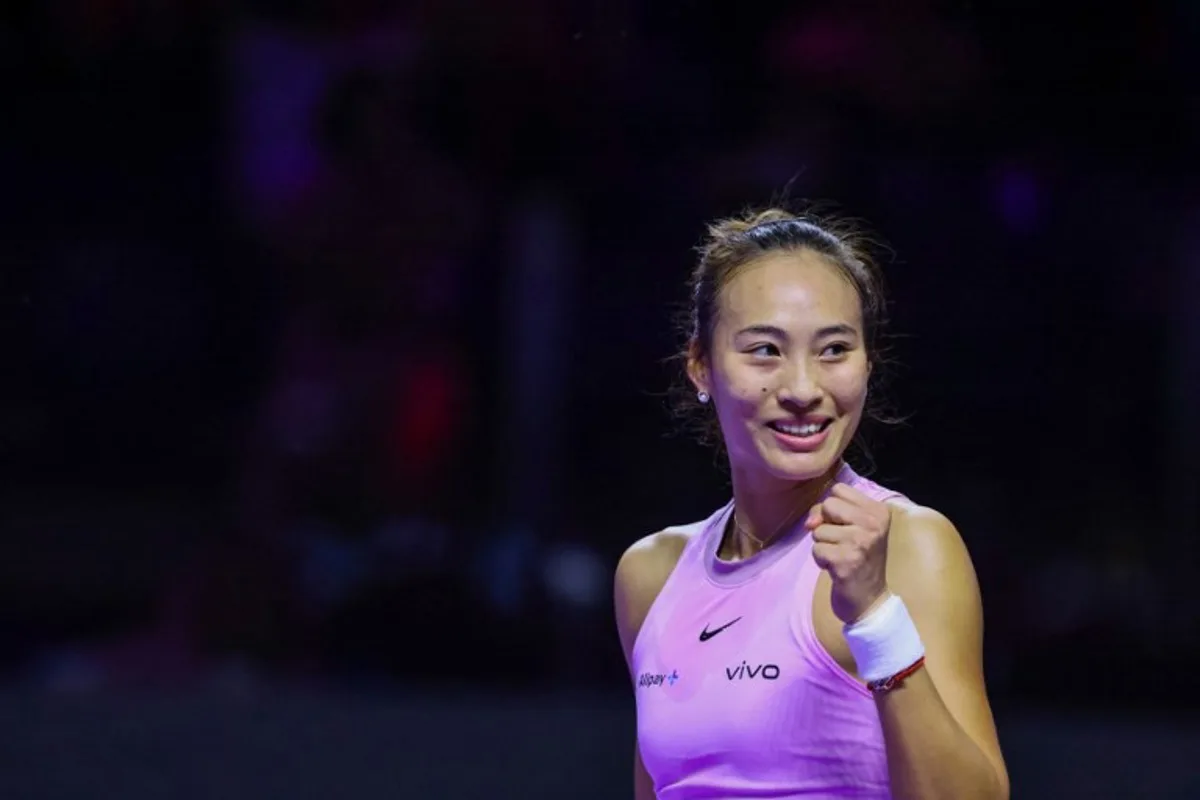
632, 463, 909, 799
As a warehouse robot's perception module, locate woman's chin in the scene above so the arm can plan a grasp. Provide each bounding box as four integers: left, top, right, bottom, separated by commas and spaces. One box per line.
760, 450, 837, 484
729, 435, 843, 486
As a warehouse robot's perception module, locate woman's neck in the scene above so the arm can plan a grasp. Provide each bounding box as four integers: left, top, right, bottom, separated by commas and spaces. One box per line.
724, 462, 843, 561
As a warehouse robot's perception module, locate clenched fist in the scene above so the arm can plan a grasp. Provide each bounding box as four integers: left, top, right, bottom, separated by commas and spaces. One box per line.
806, 483, 893, 624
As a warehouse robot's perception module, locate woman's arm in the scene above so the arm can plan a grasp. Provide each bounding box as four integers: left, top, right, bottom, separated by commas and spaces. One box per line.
614, 532, 687, 800
631, 744, 657, 800
875, 506, 1009, 800
810, 488, 1008, 800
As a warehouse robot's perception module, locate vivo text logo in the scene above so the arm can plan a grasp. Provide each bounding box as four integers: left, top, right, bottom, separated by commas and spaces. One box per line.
725, 661, 780, 680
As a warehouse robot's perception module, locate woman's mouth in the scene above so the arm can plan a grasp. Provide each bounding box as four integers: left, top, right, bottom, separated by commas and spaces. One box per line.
768, 419, 832, 437
767, 418, 833, 451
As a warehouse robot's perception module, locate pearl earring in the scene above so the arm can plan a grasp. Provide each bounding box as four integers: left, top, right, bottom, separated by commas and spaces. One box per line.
697, 391, 710, 404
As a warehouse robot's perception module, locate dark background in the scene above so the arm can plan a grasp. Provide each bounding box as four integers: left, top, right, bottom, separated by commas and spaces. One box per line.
2, 1, 1198, 797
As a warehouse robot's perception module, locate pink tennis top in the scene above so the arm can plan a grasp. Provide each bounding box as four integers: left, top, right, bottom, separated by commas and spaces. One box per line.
632, 463, 908, 799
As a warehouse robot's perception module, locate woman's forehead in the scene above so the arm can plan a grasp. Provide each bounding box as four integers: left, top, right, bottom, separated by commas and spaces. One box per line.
718, 252, 862, 329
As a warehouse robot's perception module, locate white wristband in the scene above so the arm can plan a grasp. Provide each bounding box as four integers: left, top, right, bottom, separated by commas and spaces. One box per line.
842, 594, 925, 683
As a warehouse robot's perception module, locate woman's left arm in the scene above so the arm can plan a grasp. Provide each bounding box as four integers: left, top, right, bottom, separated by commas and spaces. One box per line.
876, 506, 1009, 800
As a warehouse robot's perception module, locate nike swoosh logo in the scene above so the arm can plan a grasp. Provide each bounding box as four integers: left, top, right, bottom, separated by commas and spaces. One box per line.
699, 617, 742, 642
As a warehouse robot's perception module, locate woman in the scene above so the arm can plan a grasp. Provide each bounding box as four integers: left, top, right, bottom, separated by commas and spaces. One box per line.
614, 209, 1009, 799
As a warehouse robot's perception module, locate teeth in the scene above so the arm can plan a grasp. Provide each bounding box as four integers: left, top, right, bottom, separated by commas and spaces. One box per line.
777, 422, 824, 436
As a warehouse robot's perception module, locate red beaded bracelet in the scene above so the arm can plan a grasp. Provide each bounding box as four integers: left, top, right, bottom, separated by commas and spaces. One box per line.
867, 656, 926, 694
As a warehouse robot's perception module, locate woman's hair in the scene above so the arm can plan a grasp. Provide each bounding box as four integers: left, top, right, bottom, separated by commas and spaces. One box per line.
670, 206, 899, 458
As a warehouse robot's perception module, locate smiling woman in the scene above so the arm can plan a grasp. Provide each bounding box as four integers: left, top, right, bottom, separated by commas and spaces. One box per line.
613, 208, 1009, 799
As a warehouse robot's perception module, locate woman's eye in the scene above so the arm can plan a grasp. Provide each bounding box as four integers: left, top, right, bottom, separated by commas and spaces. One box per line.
749, 344, 780, 358
821, 342, 850, 358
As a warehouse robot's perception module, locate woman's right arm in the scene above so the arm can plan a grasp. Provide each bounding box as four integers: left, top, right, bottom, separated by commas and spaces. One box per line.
632, 745, 657, 800
614, 532, 686, 800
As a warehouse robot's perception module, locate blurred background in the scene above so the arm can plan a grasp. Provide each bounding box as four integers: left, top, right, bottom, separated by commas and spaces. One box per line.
2, 1, 1199, 797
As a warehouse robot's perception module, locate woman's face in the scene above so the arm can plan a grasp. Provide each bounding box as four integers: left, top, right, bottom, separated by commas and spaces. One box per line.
689, 249, 871, 485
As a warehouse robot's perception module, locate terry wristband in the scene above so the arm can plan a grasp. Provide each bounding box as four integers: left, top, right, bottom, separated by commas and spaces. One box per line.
842, 594, 925, 686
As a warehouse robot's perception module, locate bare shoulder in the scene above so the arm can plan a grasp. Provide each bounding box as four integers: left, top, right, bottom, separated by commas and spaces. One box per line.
616, 528, 691, 603
884, 502, 985, 641
613, 527, 693, 668
886, 502, 974, 572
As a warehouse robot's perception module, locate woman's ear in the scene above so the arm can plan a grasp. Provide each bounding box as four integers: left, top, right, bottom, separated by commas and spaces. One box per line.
686, 339, 710, 398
